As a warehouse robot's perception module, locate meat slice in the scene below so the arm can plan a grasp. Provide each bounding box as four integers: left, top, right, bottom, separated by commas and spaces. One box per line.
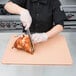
13, 35, 34, 54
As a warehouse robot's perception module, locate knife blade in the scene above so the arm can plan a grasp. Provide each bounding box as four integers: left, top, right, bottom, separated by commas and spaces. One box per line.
25, 28, 35, 54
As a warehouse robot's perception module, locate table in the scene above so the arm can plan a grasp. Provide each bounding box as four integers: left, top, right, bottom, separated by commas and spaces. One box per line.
0, 32, 76, 76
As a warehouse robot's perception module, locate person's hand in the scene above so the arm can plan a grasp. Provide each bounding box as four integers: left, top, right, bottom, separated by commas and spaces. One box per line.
20, 9, 32, 30
32, 33, 48, 44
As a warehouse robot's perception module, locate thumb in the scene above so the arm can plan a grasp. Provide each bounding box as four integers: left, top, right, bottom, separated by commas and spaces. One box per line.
23, 22, 27, 27
25, 23, 31, 30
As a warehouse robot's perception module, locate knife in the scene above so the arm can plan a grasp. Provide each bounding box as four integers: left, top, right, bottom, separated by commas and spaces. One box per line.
25, 28, 35, 54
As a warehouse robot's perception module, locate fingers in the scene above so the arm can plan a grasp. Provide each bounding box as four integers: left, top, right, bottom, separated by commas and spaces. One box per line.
21, 21, 26, 27
25, 23, 31, 30
32, 33, 42, 43
32, 33, 48, 44
32, 35, 39, 43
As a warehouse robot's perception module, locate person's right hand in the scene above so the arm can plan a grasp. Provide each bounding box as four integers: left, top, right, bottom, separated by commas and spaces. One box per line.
20, 9, 32, 30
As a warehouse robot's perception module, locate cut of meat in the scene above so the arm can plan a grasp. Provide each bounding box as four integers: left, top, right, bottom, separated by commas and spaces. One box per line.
13, 34, 34, 54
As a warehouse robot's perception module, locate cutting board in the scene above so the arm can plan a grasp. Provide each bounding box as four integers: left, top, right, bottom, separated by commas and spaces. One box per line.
2, 34, 73, 65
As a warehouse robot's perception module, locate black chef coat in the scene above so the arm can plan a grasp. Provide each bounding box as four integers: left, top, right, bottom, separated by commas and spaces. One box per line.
9, 0, 66, 33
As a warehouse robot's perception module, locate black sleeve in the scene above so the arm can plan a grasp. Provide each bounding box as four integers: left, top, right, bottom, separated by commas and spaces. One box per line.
52, 0, 66, 27
9, 0, 26, 8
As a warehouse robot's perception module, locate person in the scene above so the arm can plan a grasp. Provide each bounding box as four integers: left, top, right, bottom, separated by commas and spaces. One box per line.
4, 0, 66, 43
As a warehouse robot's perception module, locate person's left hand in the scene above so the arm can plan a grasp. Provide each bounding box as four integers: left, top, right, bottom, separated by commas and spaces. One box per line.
31, 33, 48, 44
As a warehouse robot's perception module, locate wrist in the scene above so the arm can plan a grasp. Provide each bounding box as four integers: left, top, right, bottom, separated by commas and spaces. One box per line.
46, 32, 51, 38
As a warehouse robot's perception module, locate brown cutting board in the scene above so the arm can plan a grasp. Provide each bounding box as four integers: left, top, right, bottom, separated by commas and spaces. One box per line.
2, 34, 73, 65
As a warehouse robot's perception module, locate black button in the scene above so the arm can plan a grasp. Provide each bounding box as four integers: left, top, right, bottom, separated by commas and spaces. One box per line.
36, 13, 39, 16
36, 24, 38, 26
38, 3, 40, 6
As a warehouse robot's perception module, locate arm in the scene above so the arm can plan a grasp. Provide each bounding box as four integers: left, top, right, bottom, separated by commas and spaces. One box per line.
46, 0, 65, 38
46, 24, 63, 38
4, 1, 32, 30
4, 2, 25, 15
32, 24, 63, 44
